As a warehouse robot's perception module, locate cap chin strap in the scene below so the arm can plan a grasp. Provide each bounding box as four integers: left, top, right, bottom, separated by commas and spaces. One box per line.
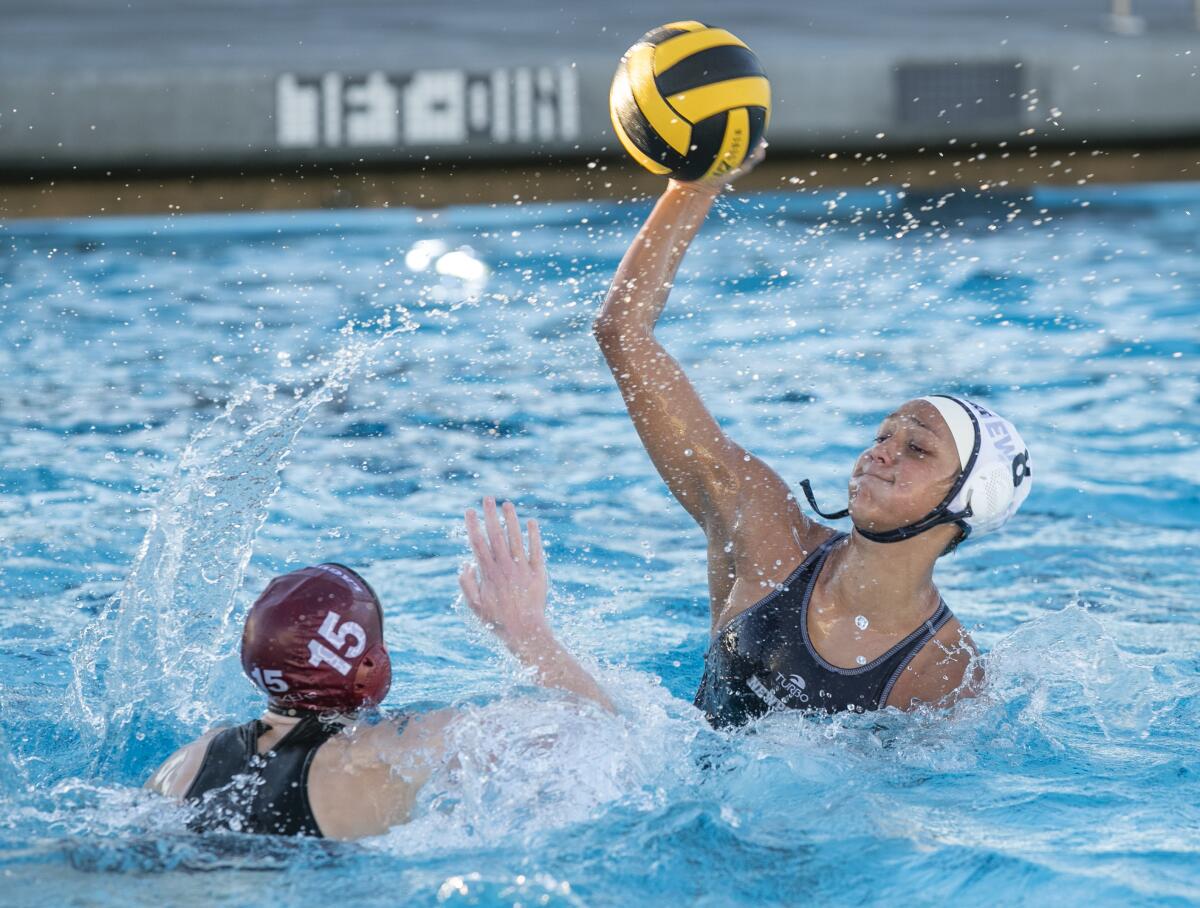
267, 703, 311, 718
268, 700, 342, 717
798, 479, 849, 520
798, 479, 974, 544
266, 700, 357, 719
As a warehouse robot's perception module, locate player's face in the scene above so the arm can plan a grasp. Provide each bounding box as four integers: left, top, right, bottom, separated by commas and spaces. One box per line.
847, 399, 961, 533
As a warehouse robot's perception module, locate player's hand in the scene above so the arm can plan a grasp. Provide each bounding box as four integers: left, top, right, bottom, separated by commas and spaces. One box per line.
669, 138, 768, 197
459, 497, 551, 652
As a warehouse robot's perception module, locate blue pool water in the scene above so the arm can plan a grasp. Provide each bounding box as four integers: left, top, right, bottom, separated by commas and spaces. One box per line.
0, 183, 1197, 906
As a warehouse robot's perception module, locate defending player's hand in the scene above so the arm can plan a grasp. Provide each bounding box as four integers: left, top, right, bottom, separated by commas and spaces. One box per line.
459, 497, 551, 650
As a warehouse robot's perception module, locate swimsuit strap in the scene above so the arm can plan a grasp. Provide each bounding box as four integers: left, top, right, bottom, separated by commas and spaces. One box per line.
878, 600, 955, 707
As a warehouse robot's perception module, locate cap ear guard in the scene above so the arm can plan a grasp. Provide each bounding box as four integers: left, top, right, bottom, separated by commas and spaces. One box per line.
351, 642, 392, 707
964, 462, 1016, 522
929, 396, 1032, 539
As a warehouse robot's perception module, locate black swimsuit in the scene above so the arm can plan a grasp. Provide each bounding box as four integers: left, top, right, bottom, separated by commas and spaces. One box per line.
694, 533, 954, 727
184, 714, 341, 837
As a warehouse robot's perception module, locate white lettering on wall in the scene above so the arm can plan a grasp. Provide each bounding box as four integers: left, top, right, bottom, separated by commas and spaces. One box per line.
322, 72, 343, 146
345, 72, 400, 145
490, 69, 510, 143
276, 74, 320, 147
274, 65, 580, 149
404, 70, 468, 144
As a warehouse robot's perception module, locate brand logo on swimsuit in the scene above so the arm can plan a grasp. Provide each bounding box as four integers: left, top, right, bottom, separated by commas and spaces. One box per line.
749, 674, 813, 708
747, 674, 785, 709
777, 672, 810, 704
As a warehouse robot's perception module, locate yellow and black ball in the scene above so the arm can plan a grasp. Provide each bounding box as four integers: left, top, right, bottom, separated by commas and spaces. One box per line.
609, 21, 770, 182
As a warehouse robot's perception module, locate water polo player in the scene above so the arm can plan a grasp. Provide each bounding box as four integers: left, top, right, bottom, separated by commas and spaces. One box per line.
146, 498, 613, 839
593, 149, 1032, 725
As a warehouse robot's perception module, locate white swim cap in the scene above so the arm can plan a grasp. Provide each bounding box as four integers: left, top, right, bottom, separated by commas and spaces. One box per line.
921, 395, 1032, 539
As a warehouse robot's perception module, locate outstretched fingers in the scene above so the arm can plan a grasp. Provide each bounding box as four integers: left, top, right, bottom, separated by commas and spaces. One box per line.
458, 562, 493, 628
501, 500, 526, 563
482, 496, 512, 562
458, 561, 479, 604
466, 495, 545, 583
526, 518, 545, 573
465, 507, 496, 571
744, 138, 767, 169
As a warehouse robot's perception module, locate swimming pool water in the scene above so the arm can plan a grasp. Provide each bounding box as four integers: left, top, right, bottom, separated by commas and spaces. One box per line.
0, 183, 1197, 906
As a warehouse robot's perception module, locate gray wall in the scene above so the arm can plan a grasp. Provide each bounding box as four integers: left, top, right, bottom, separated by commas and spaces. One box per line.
2, 1, 1198, 173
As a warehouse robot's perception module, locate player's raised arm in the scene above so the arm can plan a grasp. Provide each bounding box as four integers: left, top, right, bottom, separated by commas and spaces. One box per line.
593, 143, 816, 537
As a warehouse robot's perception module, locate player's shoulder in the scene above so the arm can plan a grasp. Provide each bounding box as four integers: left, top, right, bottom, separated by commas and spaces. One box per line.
932, 615, 984, 700
727, 454, 832, 550
887, 613, 983, 710
145, 726, 228, 798
340, 708, 458, 761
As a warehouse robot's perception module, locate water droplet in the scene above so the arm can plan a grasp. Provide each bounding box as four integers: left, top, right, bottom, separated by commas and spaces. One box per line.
855, 655, 867, 665
855, 615, 869, 630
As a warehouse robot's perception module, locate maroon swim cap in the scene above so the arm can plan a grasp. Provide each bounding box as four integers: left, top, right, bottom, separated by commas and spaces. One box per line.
241, 563, 392, 714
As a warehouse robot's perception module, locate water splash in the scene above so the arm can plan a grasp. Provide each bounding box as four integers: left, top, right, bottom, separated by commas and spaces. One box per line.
985, 603, 1171, 740
368, 669, 704, 855
65, 306, 444, 780
0, 724, 23, 802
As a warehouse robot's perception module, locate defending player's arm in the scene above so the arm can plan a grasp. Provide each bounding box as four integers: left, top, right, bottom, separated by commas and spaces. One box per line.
459, 498, 615, 714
